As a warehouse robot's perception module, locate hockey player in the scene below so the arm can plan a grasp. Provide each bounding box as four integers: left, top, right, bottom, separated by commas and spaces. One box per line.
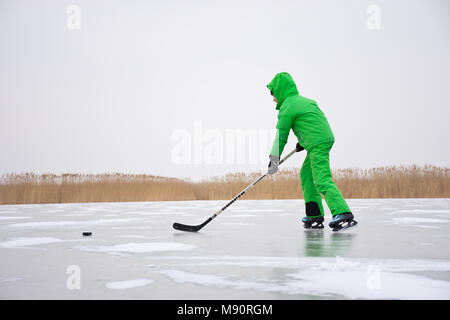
267, 72, 357, 231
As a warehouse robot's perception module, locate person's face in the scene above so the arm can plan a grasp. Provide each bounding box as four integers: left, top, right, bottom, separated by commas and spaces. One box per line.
271, 91, 277, 103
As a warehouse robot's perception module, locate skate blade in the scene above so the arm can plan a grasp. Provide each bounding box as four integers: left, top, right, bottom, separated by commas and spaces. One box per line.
332, 220, 358, 232
303, 224, 324, 230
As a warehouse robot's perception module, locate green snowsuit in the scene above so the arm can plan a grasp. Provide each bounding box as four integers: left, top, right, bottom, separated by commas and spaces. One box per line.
268, 72, 351, 217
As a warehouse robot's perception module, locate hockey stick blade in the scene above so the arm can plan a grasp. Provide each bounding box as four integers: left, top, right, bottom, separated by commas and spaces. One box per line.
173, 217, 212, 232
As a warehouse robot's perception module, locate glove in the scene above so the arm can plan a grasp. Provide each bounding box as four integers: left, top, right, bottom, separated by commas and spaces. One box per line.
296, 142, 305, 152
267, 155, 280, 175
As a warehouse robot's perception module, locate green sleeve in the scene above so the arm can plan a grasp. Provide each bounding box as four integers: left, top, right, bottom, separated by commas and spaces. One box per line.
270, 107, 294, 157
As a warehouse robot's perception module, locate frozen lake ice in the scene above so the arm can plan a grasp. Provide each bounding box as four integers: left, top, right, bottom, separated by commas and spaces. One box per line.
0, 198, 449, 299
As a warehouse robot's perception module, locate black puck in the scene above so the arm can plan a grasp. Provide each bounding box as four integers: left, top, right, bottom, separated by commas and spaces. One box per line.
82, 232, 92, 237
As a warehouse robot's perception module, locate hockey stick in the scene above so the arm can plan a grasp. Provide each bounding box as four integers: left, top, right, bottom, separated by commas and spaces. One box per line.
173, 148, 298, 232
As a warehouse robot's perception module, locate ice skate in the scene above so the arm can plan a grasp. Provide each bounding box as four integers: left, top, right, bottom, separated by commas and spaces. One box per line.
329, 212, 357, 232
302, 216, 324, 229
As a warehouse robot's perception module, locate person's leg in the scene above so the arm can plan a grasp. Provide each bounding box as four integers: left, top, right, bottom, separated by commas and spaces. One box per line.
300, 152, 325, 217
309, 142, 351, 216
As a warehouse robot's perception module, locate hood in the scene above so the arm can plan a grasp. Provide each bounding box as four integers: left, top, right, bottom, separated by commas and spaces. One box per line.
267, 72, 299, 110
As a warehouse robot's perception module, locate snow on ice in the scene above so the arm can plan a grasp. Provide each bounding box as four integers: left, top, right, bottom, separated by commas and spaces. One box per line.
0, 199, 449, 299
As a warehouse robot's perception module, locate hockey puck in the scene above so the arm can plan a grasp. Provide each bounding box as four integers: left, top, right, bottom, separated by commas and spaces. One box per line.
82, 232, 92, 237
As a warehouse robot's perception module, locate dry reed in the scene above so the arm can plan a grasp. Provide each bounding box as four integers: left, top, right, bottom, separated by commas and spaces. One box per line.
0, 165, 448, 205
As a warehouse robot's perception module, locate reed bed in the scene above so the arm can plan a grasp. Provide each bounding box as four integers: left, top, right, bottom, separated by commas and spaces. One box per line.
0, 173, 197, 204
0, 165, 448, 205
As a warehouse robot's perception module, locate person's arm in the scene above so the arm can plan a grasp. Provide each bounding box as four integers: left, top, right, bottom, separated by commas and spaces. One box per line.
270, 106, 294, 157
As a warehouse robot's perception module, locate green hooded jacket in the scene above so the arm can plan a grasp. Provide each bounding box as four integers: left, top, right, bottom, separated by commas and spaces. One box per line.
267, 72, 335, 156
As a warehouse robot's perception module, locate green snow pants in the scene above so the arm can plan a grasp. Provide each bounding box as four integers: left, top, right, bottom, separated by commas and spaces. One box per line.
300, 142, 351, 217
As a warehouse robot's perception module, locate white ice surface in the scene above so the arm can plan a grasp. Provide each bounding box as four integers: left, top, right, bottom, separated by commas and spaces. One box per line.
74, 242, 196, 255
394, 209, 450, 213
7, 218, 139, 229
289, 269, 450, 299
0, 198, 449, 299
105, 279, 154, 290
0, 216, 32, 220
391, 217, 448, 224
150, 255, 450, 272
157, 267, 450, 299
0, 237, 62, 248
0, 277, 22, 284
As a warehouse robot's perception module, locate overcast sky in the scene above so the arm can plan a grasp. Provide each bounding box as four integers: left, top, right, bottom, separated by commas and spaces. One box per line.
1, 0, 449, 180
